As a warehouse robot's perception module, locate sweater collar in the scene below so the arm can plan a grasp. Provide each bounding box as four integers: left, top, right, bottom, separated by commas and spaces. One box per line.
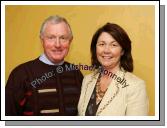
39, 53, 64, 65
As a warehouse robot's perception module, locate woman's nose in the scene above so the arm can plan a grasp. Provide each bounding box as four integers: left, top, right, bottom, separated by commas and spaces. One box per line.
104, 45, 111, 53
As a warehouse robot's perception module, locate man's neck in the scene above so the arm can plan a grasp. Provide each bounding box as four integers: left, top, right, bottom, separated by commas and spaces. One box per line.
39, 53, 64, 65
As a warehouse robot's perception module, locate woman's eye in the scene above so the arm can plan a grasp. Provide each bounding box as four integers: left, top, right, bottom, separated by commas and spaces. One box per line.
99, 43, 104, 46
112, 44, 117, 46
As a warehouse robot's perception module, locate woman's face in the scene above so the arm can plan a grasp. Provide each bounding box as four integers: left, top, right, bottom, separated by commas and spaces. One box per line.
96, 32, 124, 71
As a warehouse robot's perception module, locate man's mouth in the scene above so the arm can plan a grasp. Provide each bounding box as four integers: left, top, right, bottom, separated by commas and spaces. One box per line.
52, 50, 63, 54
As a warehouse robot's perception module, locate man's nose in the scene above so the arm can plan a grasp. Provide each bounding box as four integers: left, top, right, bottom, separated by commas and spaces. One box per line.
54, 38, 61, 47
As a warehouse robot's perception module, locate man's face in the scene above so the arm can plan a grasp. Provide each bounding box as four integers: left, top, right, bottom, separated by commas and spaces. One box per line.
41, 22, 72, 64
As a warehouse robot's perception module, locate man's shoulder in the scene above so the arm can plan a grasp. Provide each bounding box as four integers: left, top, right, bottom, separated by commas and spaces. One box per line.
63, 61, 84, 77
63, 61, 81, 71
63, 61, 74, 65
10, 58, 39, 74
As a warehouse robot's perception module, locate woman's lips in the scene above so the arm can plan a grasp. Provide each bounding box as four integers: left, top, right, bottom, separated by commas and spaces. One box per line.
102, 56, 112, 59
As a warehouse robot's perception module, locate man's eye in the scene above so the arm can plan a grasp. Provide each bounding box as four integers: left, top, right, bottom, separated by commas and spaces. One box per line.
47, 36, 54, 40
48, 37, 54, 39
60, 37, 68, 40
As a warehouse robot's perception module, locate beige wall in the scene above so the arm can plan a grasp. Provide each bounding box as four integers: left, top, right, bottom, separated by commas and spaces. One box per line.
5, 5, 155, 116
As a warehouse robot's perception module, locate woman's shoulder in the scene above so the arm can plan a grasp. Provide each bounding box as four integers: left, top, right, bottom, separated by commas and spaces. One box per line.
83, 71, 99, 79
124, 72, 148, 102
82, 71, 100, 86
125, 72, 144, 82
124, 72, 145, 87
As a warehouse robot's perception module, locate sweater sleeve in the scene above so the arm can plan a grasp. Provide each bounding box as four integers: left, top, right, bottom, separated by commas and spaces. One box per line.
5, 67, 27, 116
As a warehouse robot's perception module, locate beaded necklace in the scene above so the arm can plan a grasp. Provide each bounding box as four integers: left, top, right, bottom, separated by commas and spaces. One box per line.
96, 74, 108, 105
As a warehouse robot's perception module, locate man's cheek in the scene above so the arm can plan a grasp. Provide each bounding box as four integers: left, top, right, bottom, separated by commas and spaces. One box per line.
62, 43, 70, 48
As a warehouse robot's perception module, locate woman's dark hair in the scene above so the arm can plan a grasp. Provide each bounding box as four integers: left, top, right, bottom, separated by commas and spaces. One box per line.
91, 23, 133, 72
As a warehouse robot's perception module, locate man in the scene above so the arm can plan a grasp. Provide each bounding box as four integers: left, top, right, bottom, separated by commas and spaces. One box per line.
5, 15, 83, 116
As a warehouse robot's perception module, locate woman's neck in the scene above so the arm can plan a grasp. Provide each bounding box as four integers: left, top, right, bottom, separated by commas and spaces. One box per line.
103, 65, 121, 75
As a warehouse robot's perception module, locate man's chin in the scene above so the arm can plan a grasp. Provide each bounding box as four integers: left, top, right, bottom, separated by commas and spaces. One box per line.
50, 57, 64, 63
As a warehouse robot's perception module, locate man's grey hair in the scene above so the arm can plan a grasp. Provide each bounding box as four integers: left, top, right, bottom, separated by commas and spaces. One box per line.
40, 15, 73, 39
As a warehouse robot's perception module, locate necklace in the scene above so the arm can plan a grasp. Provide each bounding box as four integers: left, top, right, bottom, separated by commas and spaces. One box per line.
96, 74, 108, 105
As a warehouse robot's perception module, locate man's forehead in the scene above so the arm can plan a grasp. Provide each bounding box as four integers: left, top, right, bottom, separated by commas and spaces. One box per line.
46, 21, 67, 27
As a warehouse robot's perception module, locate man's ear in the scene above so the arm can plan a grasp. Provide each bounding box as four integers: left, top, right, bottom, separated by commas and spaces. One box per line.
40, 35, 44, 43
69, 37, 73, 44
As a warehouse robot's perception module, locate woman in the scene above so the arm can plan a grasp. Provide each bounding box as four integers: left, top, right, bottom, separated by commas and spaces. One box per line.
78, 23, 149, 116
